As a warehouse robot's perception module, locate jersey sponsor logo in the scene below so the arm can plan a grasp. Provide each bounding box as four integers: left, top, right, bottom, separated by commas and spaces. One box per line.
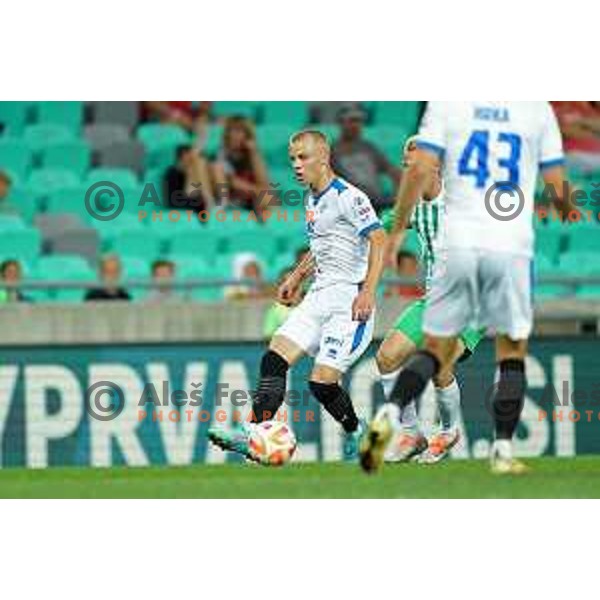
324, 336, 343, 347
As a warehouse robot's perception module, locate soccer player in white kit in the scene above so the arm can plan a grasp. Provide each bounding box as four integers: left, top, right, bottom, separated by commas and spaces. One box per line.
210, 130, 386, 462
361, 101, 572, 474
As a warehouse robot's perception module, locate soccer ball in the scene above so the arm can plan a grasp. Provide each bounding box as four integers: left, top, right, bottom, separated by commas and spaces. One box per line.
248, 421, 297, 466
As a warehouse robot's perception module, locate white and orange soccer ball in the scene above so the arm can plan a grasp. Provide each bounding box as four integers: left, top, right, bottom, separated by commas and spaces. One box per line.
248, 421, 297, 466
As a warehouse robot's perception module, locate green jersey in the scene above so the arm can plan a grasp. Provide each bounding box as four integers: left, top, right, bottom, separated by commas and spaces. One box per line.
382, 191, 445, 291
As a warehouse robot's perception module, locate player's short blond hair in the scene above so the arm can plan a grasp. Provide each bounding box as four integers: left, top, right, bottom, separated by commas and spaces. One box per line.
289, 129, 330, 150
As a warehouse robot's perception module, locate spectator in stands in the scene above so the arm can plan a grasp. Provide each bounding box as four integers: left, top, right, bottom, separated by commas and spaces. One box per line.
386, 250, 422, 299
163, 145, 215, 211
331, 106, 401, 208
552, 101, 600, 173
85, 255, 131, 302
148, 259, 179, 302
0, 171, 18, 216
310, 101, 367, 124
225, 252, 269, 300
212, 116, 270, 211
0, 259, 30, 303
144, 101, 212, 132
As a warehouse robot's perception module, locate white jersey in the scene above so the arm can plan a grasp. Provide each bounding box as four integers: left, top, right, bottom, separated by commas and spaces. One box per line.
305, 177, 382, 289
417, 101, 564, 258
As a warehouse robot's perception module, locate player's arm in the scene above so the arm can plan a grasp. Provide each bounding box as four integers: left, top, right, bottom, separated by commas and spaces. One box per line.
352, 227, 386, 321
277, 251, 314, 306
542, 164, 580, 220
384, 149, 440, 265
539, 103, 578, 220
343, 191, 386, 321
386, 102, 447, 262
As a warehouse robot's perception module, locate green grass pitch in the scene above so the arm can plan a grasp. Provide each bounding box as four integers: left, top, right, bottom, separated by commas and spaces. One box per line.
1, 457, 600, 498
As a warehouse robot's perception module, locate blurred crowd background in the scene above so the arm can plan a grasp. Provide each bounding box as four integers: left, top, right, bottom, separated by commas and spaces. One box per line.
0, 101, 600, 334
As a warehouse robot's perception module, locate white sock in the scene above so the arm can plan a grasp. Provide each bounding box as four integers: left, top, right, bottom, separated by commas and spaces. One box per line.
435, 378, 461, 432
492, 439, 513, 461
379, 370, 418, 431
380, 370, 400, 400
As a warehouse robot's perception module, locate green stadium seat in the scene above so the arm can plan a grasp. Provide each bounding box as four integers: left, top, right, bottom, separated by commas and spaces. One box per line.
145, 144, 176, 172
142, 169, 166, 206
576, 285, 600, 299
535, 229, 563, 262
256, 125, 294, 167
168, 228, 221, 257
86, 168, 138, 189
558, 252, 600, 275
0, 228, 41, 263
212, 101, 260, 121
33, 254, 95, 303
0, 102, 31, 135
364, 125, 412, 164
109, 228, 162, 259
121, 256, 150, 278
566, 224, 600, 253
0, 214, 26, 230
535, 253, 556, 277
0, 138, 31, 180
4, 187, 39, 224
266, 252, 295, 281
40, 140, 91, 178
46, 185, 92, 220
91, 212, 147, 248
137, 123, 190, 151
225, 229, 279, 262
22, 124, 75, 152
119, 256, 150, 301
535, 284, 570, 300
175, 257, 224, 302
374, 102, 423, 130
27, 168, 81, 200
35, 102, 84, 131
261, 102, 308, 127
145, 210, 200, 243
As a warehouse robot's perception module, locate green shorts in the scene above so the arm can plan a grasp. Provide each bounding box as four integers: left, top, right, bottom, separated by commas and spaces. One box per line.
391, 299, 485, 361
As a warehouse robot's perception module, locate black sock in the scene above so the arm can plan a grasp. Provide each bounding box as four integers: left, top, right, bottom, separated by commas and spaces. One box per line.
390, 350, 440, 409
252, 350, 289, 423
309, 381, 359, 433
493, 359, 526, 440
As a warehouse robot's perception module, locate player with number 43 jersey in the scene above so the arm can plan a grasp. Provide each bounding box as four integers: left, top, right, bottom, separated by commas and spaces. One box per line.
361, 101, 575, 476
377, 136, 485, 465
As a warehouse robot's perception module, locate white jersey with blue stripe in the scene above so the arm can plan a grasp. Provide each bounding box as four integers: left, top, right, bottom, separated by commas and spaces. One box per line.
416, 101, 564, 258
305, 177, 382, 290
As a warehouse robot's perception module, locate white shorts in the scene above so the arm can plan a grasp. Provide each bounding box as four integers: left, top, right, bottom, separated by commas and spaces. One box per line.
424, 248, 533, 341
275, 282, 375, 373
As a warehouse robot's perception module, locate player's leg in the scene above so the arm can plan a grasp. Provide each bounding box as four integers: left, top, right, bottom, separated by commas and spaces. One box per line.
361, 249, 477, 473
479, 253, 532, 474
208, 292, 319, 460
312, 294, 375, 460
489, 335, 528, 474
374, 302, 428, 462
419, 340, 465, 464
